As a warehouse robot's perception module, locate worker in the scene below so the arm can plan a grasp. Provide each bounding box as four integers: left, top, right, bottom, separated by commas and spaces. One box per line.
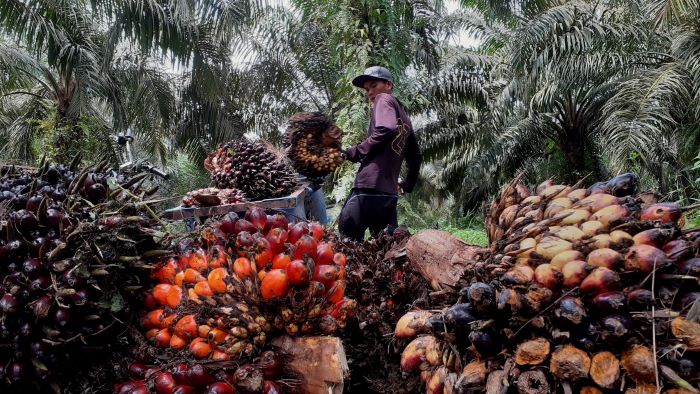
338, 66, 422, 241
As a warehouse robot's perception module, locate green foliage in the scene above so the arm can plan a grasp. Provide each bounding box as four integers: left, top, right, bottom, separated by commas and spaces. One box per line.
159, 152, 212, 202
32, 106, 113, 164
396, 194, 488, 246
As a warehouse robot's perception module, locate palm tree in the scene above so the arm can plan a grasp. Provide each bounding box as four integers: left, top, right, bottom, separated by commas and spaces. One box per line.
0, 0, 264, 165
0, 0, 181, 164
599, 0, 700, 196
419, 0, 673, 210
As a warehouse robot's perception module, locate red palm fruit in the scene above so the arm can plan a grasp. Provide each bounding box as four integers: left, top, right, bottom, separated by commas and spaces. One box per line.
562, 261, 589, 288
194, 281, 214, 297
153, 284, 172, 306
170, 334, 188, 350
128, 363, 149, 380
172, 363, 190, 384
338, 264, 346, 280
316, 243, 334, 265
166, 285, 183, 308
333, 253, 347, 267
144, 293, 159, 310
235, 231, 255, 254
174, 271, 185, 286
198, 325, 211, 338
211, 350, 231, 361
272, 254, 292, 270
293, 235, 318, 260
163, 313, 178, 328
154, 328, 172, 347
208, 245, 229, 269
183, 268, 206, 283
188, 364, 215, 387
219, 213, 238, 234
326, 280, 346, 303
233, 257, 254, 279
189, 338, 213, 359
143, 309, 166, 329
534, 264, 562, 289
267, 213, 289, 231
624, 245, 670, 273
581, 267, 620, 294
640, 202, 681, 223
174, 315, 198, 338
266, 228, 288, 255
287, 222, 309, 244
254, 238, 273, 269
154, 372, 177, 394
313, 264, 339, 290
662, 239, 695, 263
245, 207, 268, 230
189, 249, 209, 271
259, 351, 283, 380
172, 386, 196, 394
145, 328, 159, 340
258, 270, 267, 281
633, 228, 675, 247
207, 382, 235, 394
207, 328, 228, 344
309, 223, 324, 242
152, 258, 179, 284
261, 269, 290, 300
208, 268, 229, 293
287, 259, 311, 286
234, 219, 256, 235
178, 252, 191, 270
200, 227, 226, 248
587, 248, 623, 269
263, 381, 283, 394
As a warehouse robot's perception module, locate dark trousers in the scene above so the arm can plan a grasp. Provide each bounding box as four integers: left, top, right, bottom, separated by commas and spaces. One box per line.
338, 188, 398, 241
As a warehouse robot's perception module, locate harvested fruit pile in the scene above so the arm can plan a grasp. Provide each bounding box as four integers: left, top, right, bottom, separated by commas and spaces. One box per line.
129, 207, 356, 393
285, 112, 345, 178
204, 141, 297, 201
396, 173, 700, 393
336, 230, 458, 393
113, 349, 294, 394
0, 161, 167, 392
181, 187, 247, 207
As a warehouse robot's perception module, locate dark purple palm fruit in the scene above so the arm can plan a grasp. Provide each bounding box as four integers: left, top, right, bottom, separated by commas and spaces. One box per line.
12, 209, 38, 235
85, 183, 108, 204
606, 173, 638, 197
25, 195, 43, 213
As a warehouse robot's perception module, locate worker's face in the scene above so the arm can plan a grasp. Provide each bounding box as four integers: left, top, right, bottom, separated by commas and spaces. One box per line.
362, 79, 393, 104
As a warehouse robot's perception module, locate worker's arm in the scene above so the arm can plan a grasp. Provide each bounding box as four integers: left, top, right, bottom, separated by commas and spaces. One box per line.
345, 94, 398, 162
399, 131, 422, 193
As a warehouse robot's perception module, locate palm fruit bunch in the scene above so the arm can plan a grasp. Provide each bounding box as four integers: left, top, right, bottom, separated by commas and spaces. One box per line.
113, 349, 296, 394
395, 173, 700, 393
0, 159, 167, 392
204, 141, 297, 200
285, 112, 345, 177
140, 206, 356, 364
181, 187, 247, 207
333, 229, 458, 394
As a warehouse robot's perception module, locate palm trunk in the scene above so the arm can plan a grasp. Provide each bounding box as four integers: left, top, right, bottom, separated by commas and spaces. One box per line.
556, 128, 587, 183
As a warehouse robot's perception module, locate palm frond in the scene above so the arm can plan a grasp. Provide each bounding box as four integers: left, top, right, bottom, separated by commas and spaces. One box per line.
599, 63, 691, 176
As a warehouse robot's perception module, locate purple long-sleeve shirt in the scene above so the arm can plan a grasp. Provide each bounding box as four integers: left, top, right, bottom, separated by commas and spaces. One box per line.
345, 93, 422, 195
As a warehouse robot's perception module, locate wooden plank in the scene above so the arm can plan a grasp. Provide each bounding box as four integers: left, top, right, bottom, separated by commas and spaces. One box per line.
271, 335, 348, 394
162, 184, 308, 220
405, 229, 482, 290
